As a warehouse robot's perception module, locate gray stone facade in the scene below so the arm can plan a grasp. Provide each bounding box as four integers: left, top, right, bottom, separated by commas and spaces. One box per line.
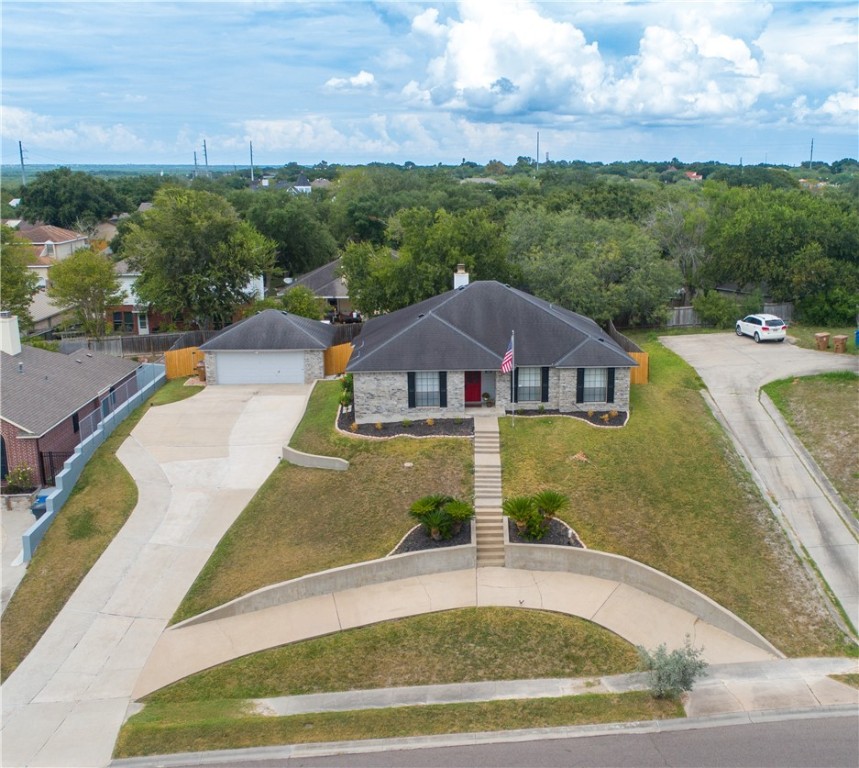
352, 367, 631, 424
304, 350, 325, 383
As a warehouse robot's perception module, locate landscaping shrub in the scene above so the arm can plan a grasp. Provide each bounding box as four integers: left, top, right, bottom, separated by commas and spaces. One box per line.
637, 636, 708, 699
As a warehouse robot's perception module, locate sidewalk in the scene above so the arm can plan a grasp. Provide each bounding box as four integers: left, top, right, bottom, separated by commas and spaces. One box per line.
1, 503, 34, 614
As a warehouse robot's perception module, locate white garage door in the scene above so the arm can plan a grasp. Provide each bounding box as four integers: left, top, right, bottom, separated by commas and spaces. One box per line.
215, 351, 305, 384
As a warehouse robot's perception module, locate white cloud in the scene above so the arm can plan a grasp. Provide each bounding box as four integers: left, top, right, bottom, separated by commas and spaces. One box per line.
324, 70, 376, 90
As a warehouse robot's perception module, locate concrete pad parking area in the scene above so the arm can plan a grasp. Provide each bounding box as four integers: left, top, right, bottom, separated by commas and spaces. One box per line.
1, 385, 312, 768
660, 334, 858, 631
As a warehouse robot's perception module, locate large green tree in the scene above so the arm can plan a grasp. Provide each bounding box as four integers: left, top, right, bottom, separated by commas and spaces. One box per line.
243, 192, 337, 276
122, 188, 275, 329
48, 248, 123, 339
18, 167, 125, 228
1, 226, 40, 331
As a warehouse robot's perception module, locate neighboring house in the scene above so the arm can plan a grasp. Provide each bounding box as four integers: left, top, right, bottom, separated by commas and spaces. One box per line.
26, 255, 55, 289
684, 171, 703, 181
28, 289, 73, 335
16, 224, 89, 260
287, 258, 352, 317
346, 279, 637, 425
0, 313, 140, 486
199, 309, 337, 385
291, 172, 311, 195
109, 260, 155, 335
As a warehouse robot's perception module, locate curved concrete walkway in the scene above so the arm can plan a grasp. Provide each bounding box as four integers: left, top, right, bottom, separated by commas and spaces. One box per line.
660, 334, 858, 631
133, 566, 777, 699
1, 385, 313, 768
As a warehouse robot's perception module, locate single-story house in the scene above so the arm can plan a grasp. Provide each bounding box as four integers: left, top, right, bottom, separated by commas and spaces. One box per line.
0, 313, 140, 486
199, 309, 337, 385
346, 280, 637, 424
286, 258, 352, 318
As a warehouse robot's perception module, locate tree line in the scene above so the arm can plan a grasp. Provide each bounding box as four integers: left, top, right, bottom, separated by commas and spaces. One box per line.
2, 158, 857, 336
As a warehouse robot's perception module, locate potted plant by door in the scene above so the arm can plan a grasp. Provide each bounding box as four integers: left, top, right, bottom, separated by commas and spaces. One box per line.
482, 392, 495, 407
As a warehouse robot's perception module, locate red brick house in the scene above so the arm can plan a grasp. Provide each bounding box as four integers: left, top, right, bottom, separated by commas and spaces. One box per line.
0, 313, 140, 487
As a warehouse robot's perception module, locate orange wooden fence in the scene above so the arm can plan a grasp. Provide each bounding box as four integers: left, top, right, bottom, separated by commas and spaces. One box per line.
629, 351, 649, 384
324, 343, 353, 376
165, 347, 205, 379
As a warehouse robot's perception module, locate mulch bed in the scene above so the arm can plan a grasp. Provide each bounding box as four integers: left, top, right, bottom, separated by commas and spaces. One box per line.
509, 409, 628, 428
337, 410, 474, 438
392, 523, 473, 554
390, 518, 584, 555
507, 518, 584, 547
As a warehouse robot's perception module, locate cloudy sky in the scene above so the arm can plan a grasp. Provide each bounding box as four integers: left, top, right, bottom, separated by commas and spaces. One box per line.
2, 1, 857, 167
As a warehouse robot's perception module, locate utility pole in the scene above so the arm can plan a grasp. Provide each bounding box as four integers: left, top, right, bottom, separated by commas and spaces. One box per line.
18, 140, 26, 185
203, 140, 209, 176
250, 141, 255, 182
193, 151, 199, 179
809, 138, 814, 169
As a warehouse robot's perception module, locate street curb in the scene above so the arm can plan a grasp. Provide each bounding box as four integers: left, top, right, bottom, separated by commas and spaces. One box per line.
109, 705, 859, 766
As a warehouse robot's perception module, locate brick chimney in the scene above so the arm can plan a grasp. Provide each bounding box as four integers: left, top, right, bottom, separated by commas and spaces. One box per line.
0, 312, 23, 356
453, 263, 469, 289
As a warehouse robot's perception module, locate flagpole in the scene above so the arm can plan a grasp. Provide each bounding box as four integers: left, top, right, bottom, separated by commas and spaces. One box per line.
511, 330, 515, 428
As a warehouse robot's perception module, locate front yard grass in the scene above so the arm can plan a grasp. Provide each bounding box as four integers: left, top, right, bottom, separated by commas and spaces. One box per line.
786, 323, 858, 354
763, 371, 859, 516
172, 381, 473, 623
148, 608, 640, 703
501, 339, 850, 657
115, 690, 683, 759
0, 376, 204, 681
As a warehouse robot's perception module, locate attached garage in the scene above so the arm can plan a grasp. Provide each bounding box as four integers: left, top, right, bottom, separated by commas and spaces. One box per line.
213, 350, 305, 385
199, 310, 337, 386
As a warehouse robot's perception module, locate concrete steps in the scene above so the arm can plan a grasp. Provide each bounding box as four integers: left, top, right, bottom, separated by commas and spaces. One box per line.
472, 416, 505, 568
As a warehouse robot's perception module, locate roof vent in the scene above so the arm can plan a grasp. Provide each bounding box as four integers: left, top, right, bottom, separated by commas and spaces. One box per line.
417, 313, 425, 318
18, 362, 23, 373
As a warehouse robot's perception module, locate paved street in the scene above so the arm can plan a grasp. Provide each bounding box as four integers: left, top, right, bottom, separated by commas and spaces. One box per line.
660, 334, 858, 630
1, 385, 313, 768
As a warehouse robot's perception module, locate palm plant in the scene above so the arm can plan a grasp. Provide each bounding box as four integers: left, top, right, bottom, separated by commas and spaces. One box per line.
502, 496, 537, 532
443, 499, 475, 534
533, 489, 569, 520
422, 508, 451, 540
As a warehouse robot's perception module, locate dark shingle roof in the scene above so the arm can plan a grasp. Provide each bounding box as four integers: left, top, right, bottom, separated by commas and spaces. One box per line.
347, 281, 636, 372
198, 310, 336, 352
1, 347, 140, 437
290, 259, 348, 299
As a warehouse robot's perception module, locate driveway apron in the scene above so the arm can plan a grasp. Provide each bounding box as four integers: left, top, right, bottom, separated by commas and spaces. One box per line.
660, 334, 858, 631
1, 384, 312, 768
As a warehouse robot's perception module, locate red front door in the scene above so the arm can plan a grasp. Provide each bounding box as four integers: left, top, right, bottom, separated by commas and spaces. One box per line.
465, 371, 482, 403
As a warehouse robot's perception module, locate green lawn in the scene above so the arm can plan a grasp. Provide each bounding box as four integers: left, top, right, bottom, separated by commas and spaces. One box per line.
115, 690, 683, 759
763, 371, 859, 515
786, 323, 858, 354
0, 376, 203, 681
149, 608, 640, 703
500, 339, 849, 657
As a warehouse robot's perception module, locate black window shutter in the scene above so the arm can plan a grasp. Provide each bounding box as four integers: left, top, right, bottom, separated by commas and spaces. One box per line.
407, 372, 416, 408
541, 367, 549, 402
438, 372, 447, 407
513, 367, 519, 403
607, 368, 615, 403
576, 368, 584, 403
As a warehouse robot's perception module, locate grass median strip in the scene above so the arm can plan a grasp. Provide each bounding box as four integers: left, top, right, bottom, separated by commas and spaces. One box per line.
763, 371, 858, 516
114, 690, 683, 758
0, 377, 203, 682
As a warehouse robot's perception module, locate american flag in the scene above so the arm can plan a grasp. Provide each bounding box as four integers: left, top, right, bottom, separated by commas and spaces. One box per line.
500, 336, 514, 373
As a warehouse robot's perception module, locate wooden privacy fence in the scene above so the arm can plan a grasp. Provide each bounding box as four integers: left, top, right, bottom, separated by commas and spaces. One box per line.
324, 343, 353, 376
629, 352, 649, 384
165, 347, 205, 379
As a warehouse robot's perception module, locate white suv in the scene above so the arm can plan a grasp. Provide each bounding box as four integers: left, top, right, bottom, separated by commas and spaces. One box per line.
735, 314, 787, 343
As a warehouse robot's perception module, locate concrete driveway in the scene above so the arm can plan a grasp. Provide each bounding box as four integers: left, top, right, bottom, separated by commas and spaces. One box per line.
1, 384, 312, 768
660, 334, 858, 631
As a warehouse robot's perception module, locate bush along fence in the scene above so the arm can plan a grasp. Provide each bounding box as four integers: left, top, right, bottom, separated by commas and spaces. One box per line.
20, 363, 166, 563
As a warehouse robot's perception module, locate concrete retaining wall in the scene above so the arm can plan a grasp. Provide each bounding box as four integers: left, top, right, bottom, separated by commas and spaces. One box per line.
282, 446, 349, 471
177, 531, 477, 628
21, 364, 166, 562
505, 542, 781, 657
